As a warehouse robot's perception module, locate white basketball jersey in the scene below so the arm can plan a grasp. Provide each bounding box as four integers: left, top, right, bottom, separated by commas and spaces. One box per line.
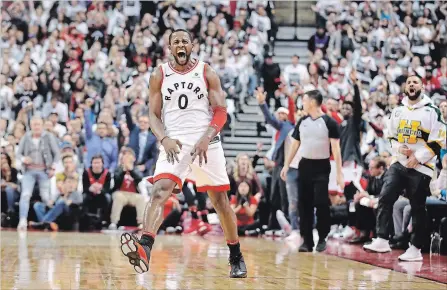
160, 60, 211, 144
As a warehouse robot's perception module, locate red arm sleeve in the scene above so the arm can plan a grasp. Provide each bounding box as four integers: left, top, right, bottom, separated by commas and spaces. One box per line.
210, 106, 227, 132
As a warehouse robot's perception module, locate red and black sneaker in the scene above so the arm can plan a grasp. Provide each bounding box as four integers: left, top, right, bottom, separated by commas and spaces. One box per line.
120, 232, 151, 274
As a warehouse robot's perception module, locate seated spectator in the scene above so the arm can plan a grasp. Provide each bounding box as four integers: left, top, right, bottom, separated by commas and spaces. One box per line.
158, 196, 182, 233
229, 153, 263, 202
83, 99, 118, 172
109, 147, 145, 230
124, 104, 158, 176
349, 157, 387, 243
16, 116, 60, 231
1, 152, 19, 219
82, 154, 112, 226
230, 180, 260, 236
30, 175, 83, 231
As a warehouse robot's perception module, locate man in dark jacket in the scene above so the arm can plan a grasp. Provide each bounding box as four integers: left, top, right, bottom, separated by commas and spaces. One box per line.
339, 71, 363, 199
109, 148, 145, 230
349, 157, 387, 243
82, 154, 112, 226
261, 52, 282, 109
125, 105, 158, 176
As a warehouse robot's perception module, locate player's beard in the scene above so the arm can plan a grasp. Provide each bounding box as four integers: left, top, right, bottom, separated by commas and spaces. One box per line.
406, 88, 422, 101
173, 53, 190, 66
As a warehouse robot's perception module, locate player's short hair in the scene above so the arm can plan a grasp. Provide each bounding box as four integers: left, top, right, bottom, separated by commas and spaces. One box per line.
406, 75, 422, 83
169, 29, 193, 45
305, 90, 323, 106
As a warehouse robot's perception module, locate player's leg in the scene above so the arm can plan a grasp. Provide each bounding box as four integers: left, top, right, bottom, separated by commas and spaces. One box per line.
120, 178, 176, 273
207, 190, 247, 278
398, 170, 430, 261
364, 163, 404, 252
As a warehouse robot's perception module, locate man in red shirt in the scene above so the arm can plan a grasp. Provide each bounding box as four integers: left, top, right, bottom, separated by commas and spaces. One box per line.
109, 148, 145, 230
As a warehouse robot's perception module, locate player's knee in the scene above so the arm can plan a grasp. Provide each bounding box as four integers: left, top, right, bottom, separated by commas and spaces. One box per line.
210, 193, 229, 210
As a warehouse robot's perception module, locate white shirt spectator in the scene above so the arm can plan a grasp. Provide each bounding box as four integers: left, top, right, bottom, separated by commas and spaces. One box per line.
249, 11, 271, 35
0, 84, 15, 119
123, 0, 141, 17
283, 63, 310, 87
410, 26, 432, 56
64, 1, 86, 19
42, 101, 69, 123
387, 64, 403, 82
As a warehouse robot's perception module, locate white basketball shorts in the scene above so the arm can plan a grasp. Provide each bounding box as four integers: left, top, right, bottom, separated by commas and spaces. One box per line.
147, 138, 230, 192
329, 160, 343, 195
329, 160, 363, 195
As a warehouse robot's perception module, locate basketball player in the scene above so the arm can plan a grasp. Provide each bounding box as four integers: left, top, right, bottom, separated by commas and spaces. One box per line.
119, 29, 247, 278
364, 75, 446, 261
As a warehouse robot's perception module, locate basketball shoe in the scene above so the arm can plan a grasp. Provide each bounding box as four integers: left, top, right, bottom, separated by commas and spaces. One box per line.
120, 232, 152, 273
229, 253, 247, 278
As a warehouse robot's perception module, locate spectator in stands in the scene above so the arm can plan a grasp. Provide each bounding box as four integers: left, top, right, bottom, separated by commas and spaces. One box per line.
124, 104, 158, 176
349, 157, 387, 244
283, 55, 310, 91
230, 180, 260, 236
261, 52, 282, 109
158, 196, 182, 233
308, 26, 330, 55
1, 152, 19, 215
31, 174, 82, 231
229, 153, 264, 202
109, 147, 145, 230
82, 154, 112, 226
256, 87, 293, 231
16, 116, 60, 231
42, 95, 69, 125
83, 99, 118, 172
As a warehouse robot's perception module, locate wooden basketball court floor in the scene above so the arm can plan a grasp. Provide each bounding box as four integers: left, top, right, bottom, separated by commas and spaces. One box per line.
1, 230, 446, 289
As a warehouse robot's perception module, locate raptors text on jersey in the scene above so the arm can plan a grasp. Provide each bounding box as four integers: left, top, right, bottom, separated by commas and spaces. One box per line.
160, 60, 212, 145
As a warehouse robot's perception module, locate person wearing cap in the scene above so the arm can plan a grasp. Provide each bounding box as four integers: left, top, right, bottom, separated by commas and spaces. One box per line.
255, 87, 294, 231
261, 53, 281, 109
54, 141, 79, 173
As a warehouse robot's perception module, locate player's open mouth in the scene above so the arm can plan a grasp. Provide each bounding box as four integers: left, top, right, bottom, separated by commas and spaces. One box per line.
409, 88, 415, 94
177, 50, 186, 61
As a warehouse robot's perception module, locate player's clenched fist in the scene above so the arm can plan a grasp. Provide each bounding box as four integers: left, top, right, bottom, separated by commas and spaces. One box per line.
161, 137, 182, 164
191, 136, 210, 167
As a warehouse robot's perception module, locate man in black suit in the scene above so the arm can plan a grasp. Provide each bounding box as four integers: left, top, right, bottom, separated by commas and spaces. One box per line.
125, 105, 158, 176
349, 157, 387, 243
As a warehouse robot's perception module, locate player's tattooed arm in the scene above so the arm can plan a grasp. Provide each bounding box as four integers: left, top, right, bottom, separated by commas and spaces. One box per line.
149, 66, 182, 164
191, 64, 227, 166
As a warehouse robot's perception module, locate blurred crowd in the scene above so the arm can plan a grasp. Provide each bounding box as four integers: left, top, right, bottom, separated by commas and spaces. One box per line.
0, 0, 446, 253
